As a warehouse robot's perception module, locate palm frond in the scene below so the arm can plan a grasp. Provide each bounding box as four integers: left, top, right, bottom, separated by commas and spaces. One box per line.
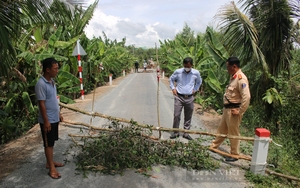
216, 1, 268, 74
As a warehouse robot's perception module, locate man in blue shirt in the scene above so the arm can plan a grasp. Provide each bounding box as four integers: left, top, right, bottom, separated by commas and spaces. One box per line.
169, 57, 202, 140
35, 58, 64, 179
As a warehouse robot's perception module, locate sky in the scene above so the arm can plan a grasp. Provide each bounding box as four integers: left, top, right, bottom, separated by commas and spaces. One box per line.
84, 0, 233, 48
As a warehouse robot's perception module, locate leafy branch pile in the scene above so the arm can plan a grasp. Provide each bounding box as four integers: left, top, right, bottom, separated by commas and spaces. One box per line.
69, 121, 219, 175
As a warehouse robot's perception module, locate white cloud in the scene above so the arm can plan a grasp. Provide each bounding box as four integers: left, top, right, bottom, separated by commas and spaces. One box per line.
85, 8, 177, 47
84, 0, 232, 48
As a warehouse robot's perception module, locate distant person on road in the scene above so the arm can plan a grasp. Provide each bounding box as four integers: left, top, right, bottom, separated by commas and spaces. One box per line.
169, 57, 202, 140
35, 58, 64, 179
134, 61, 139, 73
143, 60, 147, 72
210, 57, 250, 162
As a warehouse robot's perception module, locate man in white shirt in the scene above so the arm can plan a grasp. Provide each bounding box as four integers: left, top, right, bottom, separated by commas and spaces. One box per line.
169, 57, 202, 140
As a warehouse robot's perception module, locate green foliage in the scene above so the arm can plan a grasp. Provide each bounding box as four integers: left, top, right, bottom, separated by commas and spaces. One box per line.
174, 23, 195, 48
239, 141, 253, 156
0, 105, 38, 144
245, 171, 288, 188
195, 94, 222, 111
262, 88, 283, 105
69, 121, 219, 176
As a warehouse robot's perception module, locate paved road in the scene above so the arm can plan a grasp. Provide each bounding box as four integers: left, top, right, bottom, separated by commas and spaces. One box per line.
0, 71, 250, 188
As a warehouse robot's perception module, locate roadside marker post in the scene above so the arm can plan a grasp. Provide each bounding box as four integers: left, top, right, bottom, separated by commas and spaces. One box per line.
72, 40, 87, 100
123, 70, 125, 77
162, 70, 165, 79
156, 66, 160, 82
109, 74, 112, 85
250, 128, 271, 175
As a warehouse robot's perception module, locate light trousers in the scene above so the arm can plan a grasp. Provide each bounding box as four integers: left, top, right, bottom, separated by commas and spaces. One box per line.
211, 108, 242, 155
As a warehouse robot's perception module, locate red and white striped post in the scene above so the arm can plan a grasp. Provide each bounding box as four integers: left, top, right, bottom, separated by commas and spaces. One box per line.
72, 40, 87, 100
156, 65, 160, 82
77, 54, 84, 100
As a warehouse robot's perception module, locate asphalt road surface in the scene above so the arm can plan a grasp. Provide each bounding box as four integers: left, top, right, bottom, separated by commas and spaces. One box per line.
0, 70, 250, 188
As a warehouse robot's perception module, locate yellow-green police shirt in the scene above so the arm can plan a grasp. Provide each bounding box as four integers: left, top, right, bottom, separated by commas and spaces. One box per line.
223, 69, 251, 114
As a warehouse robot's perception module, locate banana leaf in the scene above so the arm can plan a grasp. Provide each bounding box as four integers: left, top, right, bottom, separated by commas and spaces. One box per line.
21, 92, 34, 113
59, 95, 75, 104
205, 69, 223, 94
35, 53, 68, 61
17, 51, 35, 62
4, 94, 19, 113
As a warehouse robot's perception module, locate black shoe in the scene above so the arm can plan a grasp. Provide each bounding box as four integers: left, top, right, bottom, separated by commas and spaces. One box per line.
183, 134, 193, 140
225, 157, 238, 162
170, 132, 179, 139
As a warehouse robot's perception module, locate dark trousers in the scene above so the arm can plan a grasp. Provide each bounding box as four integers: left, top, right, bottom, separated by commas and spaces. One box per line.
172, 95, 194, 131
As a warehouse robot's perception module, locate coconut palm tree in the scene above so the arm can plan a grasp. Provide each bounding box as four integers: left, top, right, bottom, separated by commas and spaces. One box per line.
216, 0, 297, 86
215, 0, 299, 123
0, 0, 51, 76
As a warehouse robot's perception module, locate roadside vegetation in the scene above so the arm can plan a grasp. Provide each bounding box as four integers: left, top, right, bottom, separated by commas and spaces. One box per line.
0, 0, 300, 187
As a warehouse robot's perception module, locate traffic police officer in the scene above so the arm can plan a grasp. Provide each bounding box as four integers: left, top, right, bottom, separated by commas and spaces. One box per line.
210, 57, 250, 161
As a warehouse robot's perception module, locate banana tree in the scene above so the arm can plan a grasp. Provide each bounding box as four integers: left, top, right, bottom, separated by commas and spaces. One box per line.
84, 35, 134, 84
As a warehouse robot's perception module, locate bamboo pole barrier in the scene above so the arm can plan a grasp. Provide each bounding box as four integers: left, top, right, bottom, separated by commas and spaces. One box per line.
62, 118, 300, 182
63, 120, 159, 141
62, 120, 118, 132
265, 169, 300, 182
157, 73, 161, 139
155, 42, 162, 139
59, 102, 255, 141
208, 147, 251, 160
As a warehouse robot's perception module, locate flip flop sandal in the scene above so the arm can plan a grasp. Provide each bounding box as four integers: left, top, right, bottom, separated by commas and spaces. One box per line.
48, 172, 61, 179
46, 163, 65, 169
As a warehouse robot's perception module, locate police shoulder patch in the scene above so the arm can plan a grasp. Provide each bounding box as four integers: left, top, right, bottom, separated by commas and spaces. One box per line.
238, 74, 242, 80
242, 83, 247, 89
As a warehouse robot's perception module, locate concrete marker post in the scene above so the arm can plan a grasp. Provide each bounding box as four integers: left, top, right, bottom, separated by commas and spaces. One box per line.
250, 128, 271, 175
123, 70, 125, 77
109, 74, 112, 86
162, 70, 165, 79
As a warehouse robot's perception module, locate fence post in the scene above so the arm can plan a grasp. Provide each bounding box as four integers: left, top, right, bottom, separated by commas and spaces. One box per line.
250, 128, 270, 175
109, 74, 112, 86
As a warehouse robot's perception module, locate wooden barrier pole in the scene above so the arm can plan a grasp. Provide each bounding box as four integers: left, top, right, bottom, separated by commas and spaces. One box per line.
59, 102, 254, 141
62, 113, 300, 182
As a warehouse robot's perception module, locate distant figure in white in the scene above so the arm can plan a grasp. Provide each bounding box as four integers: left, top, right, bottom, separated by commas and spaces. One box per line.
143, 60, 147, 72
